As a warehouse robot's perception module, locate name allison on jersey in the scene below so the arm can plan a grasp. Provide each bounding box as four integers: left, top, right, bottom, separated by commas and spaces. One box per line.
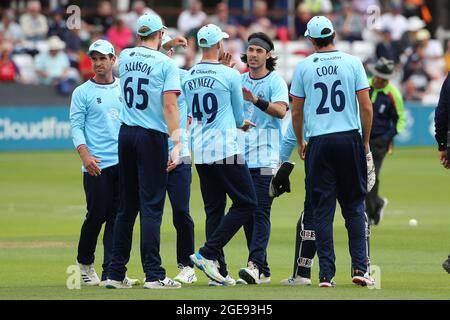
122, 61, 153, 76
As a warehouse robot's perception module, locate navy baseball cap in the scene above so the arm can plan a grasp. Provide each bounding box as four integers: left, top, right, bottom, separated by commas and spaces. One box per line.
88, 39, 115, 56
304, 16, 335, 39
136, 13, 166, 36
197, 24, 229, 48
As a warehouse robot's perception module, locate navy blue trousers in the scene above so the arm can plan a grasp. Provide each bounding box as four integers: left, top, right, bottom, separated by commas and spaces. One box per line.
305, 130, 368, 280
108, 125, 168, 282
77, 164, 119, 281
167, 160, 195, 268
196, 155, 257, 277
243, 168, 273, 277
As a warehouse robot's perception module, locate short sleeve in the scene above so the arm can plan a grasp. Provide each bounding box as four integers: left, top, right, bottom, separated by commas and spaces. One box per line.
289, 63, 305, 99
354, 59, 370, 92
270, 74, 289, 106
163, 59, 181, 95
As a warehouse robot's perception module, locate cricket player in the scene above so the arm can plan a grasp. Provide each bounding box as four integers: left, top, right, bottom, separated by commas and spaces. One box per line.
290, 16, 374, 287
70, 39, 138, 287
182, 24, 257, 286
161, 34, 197, 284
236, 32, 289, 285
106, 13, 182, 289
434, 71, 450, 273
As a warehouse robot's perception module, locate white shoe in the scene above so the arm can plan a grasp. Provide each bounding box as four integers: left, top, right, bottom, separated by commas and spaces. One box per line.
258, 274, 271, 284
143, 277, 181, 289
190, 252, 225, 284
280, 276, 311, 286
238, 261, 261, 285
124, 276, 140, 286
352, 271, 375, 287
236, 278, 248, 285
208, 279, 223, 287
100, 275, 139, 287
174, 265, 197, 284
223, 275, 236, 286
208, 275, 236, 287
77, 262, 100, 286
105, 278, 133, 289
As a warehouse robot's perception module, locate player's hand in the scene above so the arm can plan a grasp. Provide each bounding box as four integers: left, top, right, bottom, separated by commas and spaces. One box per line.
298, 140, 307, 160
242, 87, 257, 103
168, 143, 182, 172
240, 119, 256, 132
439, 150, 450, 169
82, 155, 101, 176
219, 52, 235, 68
163, 36, 188, 50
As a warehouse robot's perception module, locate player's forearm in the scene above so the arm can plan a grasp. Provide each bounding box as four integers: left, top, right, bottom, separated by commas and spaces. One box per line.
291, 98, 305, 143
357, 91, 373, 147
360, 107, 372, 146
164, 102, 181, 144
265, 102, 287, 119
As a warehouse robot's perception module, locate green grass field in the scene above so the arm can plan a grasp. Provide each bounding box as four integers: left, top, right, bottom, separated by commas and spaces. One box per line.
0, 147, 449, 300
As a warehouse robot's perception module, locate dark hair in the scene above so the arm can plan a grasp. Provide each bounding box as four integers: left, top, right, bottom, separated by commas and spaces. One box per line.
310, 30, 335, 48
241, 32, 278, 71
248, 32, 274, 51
137, 27, 160, 42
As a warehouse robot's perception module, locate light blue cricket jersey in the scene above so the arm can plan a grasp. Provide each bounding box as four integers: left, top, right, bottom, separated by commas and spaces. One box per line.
70, 78, 123, 171
239, 71, 289, 169
182, 62, 245, 164
119, 46, 181, 134
168, 68, 190, 159
290, 50, 369, 138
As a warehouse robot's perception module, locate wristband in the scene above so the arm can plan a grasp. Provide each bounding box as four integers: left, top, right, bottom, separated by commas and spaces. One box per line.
254, 98, 269, 111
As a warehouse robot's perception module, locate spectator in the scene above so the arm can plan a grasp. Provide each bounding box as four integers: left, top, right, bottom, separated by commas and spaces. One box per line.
247, 0, 277, 40
19, 0, 48, 41
106, 16, 133, 54
35, 36, 78, 94
293, 3, 312, 39
209, 2, 239, 39
444, 40, 450, 74
334, 2, 364, 42
177, 0, 207, 36
0, 9, 24, 45
47, 8, 67, 40
352, 0, 380, 14
0, 41, 19, 82
375, 28, 400, 64
379, 3, 409, 42
303, 0, 333, 14
396, 16, 426, 57
416, 29, 444, 78
403, 47, 432, 102
122, 0, 158, 33
86, 0, 114, 34
65, 27, 82, 68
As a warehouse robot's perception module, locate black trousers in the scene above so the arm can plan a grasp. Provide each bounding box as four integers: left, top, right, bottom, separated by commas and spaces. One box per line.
365, 135, 389, 220
77, 164, 119, 281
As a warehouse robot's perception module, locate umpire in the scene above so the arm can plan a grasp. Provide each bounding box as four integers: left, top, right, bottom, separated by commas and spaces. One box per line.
366, 58, 406, 226
434, 71, 450, 274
